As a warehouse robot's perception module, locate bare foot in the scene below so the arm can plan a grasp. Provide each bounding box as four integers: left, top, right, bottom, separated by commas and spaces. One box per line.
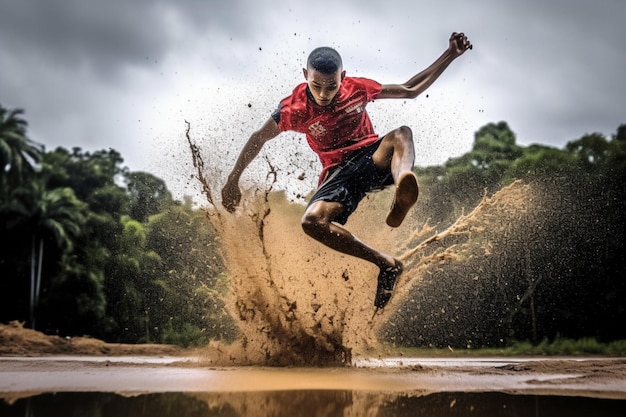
386, 172, 419, 227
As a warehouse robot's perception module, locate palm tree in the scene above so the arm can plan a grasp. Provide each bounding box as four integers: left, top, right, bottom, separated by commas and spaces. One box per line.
0, 106, 42, 197
4, 185, 86, 327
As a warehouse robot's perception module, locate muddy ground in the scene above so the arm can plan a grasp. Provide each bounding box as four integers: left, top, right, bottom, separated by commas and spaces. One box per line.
1, 321, 625, 404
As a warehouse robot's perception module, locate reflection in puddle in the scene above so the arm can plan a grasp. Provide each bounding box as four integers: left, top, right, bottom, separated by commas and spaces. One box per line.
1, 391, 624, 416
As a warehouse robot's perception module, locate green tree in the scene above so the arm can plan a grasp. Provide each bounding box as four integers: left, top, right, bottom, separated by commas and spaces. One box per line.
146, 203, 235, 345
42, 147, 128, 211
566, 133, 610, 172
504, 144, 576, 182
605, 124, 626, 174
0, 106, 42, 195
103, 216, 165, 343
40, 147, 131, 338
126, 171, 173, 222
452, 121, 523, 188
37, 256, 109, 337
2, 185, 86, 328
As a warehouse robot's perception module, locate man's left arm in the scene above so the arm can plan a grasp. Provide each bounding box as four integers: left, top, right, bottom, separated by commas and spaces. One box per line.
378, 32, 472, 100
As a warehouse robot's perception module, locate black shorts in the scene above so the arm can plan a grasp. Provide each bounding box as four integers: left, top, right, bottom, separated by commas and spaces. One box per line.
307, 139, 394, 225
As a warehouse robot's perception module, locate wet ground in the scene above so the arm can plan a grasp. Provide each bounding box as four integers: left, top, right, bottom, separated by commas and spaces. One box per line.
3, 390, 625, 417
1, 356, 625, 416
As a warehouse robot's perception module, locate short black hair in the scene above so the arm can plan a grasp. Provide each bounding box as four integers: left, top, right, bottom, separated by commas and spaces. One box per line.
307, 47, 343, 74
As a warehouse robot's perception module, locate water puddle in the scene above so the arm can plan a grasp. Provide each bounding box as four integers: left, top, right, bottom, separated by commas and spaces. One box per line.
1, 391, 624, 416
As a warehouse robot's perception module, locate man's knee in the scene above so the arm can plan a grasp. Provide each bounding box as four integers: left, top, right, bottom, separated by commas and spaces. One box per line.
301, 209, 326, 237
395, 125, 413, 141
383, 126, 413, 147
302, 200, 343, 238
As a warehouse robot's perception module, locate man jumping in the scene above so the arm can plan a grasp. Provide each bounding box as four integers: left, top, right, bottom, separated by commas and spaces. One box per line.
222, 32, 472, 310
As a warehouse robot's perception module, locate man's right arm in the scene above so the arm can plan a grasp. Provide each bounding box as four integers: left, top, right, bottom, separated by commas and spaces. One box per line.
221, 117, 282, 212
378, 32, 472, 100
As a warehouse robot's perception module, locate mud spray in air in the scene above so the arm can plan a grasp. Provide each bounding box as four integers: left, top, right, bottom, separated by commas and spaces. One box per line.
185, 122, 535, 366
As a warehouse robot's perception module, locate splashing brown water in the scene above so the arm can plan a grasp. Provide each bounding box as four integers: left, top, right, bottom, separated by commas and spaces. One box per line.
185, 122, 533, 366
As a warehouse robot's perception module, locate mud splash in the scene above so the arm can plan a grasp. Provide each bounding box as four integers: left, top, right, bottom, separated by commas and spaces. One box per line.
387, 180, 534, 318
185, 122, 533, 366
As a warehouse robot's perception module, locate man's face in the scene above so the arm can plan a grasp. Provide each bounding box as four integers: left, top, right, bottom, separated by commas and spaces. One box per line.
303, 68, 345, 106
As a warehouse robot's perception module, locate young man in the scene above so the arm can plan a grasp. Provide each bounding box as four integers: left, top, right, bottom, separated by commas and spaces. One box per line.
222, 32, 472, 310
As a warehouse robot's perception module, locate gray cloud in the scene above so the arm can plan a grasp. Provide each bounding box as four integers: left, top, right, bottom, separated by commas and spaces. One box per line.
0, 1, 170, 81
0, 0, 264, 81
0, 0, 624, 198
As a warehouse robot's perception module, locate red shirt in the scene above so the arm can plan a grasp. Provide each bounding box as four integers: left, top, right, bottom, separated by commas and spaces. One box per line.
275, 77, 382, 183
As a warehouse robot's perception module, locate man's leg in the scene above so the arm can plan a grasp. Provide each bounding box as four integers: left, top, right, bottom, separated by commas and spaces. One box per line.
302, 200, 403, 310
301, 200, 396, 269
302, 129, 416, 308
372, 126, 419, 227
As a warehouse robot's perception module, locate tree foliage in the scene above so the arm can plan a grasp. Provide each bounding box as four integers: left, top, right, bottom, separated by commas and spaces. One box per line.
385, 121, 626, 347
0, 107, 42, 194
0, 105, 232, 345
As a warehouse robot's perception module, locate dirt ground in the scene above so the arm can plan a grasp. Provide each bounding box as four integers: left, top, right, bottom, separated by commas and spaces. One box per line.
2, 321, 626, 404
0, 321, 187, 357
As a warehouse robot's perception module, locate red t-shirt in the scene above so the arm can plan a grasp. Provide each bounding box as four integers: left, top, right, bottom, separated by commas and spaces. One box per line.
274, 76, 382, 183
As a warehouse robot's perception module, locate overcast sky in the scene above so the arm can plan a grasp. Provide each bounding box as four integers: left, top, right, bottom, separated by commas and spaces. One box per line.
1, 0, 624, 199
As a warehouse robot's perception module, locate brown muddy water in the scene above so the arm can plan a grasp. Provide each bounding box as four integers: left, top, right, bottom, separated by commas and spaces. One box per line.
1, 357, 625, 416
2, 390, 625, 417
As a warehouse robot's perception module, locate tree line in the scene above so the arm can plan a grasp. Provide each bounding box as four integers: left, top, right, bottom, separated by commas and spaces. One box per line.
0, 106, 235, 346
2, 104, 624, 348
383, 121, 626, 348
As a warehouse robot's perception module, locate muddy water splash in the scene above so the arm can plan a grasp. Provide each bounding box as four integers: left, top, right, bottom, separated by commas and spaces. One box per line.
185, 122, 533, 366
380, 181, 535, 327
